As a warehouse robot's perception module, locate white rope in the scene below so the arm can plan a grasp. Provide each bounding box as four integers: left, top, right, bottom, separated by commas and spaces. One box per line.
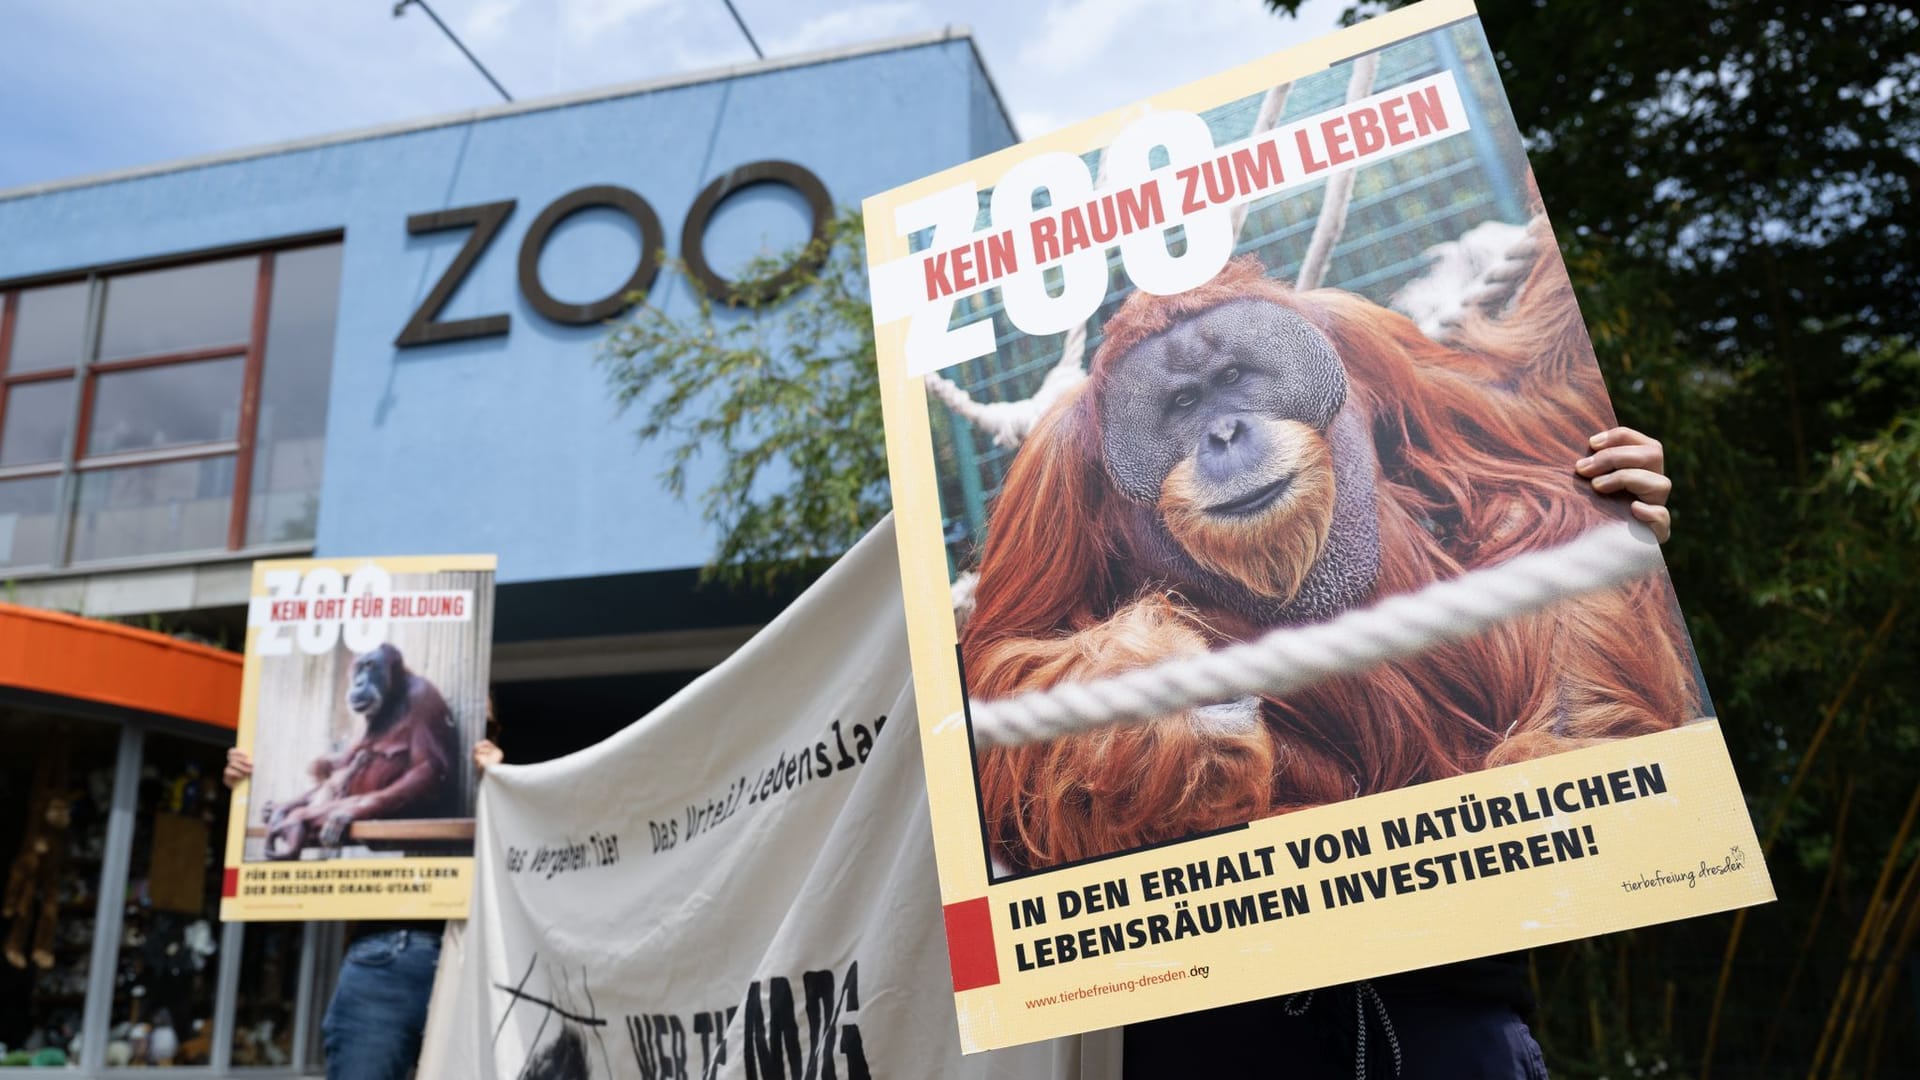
925, 361, 1086, 449
963, 521, 1665, 748
950, 569, 979, 628
1389, 219, 1535, 338
924, 136, 1122, 448
1230, 81, 1292, 238
933, 82, 1293, 450
1295, 52, 1380, 292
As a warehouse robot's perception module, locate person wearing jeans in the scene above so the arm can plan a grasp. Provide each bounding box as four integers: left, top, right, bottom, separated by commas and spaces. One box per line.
319, 923, 442, 1077
224, 719, 505, 1079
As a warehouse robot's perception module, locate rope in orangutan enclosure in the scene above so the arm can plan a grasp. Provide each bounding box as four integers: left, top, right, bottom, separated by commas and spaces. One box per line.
957, 520, 1666, 749
1294, 52, 1377, 291
934, 74, 1374, 618
919, 126, 1120, 450
927, 62, 1601, 748
924, 76, 1312, 451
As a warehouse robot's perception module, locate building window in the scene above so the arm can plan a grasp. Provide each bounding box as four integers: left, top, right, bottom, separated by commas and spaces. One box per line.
0, 240, 342, 570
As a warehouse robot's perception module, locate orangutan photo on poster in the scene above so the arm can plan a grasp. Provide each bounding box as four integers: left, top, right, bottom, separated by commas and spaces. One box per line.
866, 0, 1773, 1053
218, 554, 494, 922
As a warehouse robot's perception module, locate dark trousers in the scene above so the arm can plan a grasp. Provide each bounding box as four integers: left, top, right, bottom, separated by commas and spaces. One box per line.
320, 928, 440, 1080
1125, 982, 1549, 1079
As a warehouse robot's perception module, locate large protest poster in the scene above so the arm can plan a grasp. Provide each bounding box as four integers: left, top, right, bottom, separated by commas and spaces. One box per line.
219, 554, 494, 921
416, 521, 1116, 1079
863, 0, 1773, 1052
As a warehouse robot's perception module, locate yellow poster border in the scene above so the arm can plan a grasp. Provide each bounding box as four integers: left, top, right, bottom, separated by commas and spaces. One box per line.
861, 0, 1773, 1052
219, 553, 497, 922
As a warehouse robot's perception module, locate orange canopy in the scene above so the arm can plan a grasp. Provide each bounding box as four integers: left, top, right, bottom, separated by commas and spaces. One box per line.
0, 602, 241, 731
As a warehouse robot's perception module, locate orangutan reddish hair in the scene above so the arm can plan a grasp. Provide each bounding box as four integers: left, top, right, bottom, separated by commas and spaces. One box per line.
959, 218, 1701, 873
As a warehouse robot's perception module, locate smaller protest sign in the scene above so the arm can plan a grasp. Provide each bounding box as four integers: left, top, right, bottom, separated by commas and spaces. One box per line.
219, 554, 495, 922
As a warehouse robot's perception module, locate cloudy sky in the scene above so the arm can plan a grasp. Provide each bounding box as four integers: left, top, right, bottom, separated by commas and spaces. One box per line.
1, 0, 1345, 191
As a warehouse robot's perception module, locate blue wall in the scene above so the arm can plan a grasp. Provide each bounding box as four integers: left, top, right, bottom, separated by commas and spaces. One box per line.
0, 38, 1015, 585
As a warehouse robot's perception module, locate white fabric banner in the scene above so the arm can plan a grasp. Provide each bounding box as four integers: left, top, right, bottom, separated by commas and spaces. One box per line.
419, 519, 1117, 1078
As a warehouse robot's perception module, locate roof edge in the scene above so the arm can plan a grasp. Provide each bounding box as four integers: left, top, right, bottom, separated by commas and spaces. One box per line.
0, 602, 241, 731
960, 34, 1022, 144
0, 26, 981, 203
0, 601, 242, 667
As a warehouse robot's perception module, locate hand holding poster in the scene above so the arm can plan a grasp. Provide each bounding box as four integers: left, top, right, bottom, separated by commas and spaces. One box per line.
219, 554, 495, 921
863, 0, 1774, 1052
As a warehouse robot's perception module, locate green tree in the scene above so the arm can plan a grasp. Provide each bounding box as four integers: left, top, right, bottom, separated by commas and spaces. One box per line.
599, 209, 887, 588
1259, 1, 1920, 1075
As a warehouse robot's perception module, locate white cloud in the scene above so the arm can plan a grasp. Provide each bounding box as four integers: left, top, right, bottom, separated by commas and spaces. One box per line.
1018, 0, 1156, 73
1014, 109, 1063, 138
988, 0, 1347, 139
558, 0, 678, 44
768, 2, 930, 55
1, 0, 1351, 191
464, 0, 518, 43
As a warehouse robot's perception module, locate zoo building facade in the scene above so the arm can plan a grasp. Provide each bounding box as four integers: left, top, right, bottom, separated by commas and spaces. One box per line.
0, 32, 1014, 1075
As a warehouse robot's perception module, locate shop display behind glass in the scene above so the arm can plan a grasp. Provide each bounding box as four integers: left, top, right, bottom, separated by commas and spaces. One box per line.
0, 710, 119, 1066
105, 731, 229, 1067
